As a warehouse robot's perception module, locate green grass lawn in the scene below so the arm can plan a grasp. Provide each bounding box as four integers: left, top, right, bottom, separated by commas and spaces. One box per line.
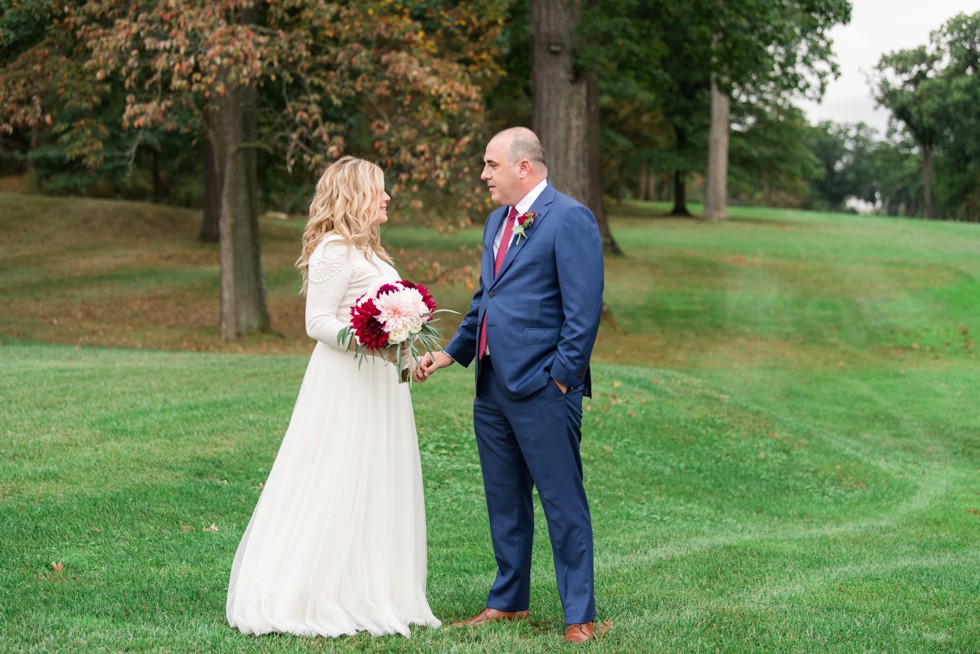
1, 194, 978, 652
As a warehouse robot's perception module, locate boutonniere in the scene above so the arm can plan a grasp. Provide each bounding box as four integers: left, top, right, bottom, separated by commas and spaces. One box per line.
512, 211, 536, 244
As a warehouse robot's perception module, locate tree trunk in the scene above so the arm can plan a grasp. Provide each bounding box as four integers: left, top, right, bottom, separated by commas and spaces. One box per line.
198, 117, 221, 243
637, 165, 660, 202
530, 0, 620, 254
584, 75, 622, 253
636, 165, 649, 201
922, 143, 935, 219
671, 169, 691, 216
703, 71, 730, 221
531, 0, 584, 197
214, 73, 271, 340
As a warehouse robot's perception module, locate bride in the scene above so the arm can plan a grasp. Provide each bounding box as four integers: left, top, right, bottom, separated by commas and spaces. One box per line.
226, 156, 441, 637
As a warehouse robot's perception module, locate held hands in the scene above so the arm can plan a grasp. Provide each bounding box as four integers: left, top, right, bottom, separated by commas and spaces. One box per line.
413, 351, 454, 383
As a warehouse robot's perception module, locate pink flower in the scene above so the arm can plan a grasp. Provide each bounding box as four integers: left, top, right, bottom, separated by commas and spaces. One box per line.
375, 287, 429, 342
400, 281, 437, 314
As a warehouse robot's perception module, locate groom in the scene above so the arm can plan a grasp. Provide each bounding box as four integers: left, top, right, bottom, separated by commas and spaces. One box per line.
417, 127, 604, 642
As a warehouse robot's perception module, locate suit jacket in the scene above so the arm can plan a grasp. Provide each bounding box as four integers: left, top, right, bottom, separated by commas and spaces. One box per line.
445, 183, 604, 399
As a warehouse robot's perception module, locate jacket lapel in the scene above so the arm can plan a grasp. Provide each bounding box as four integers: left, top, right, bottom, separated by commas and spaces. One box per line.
492, 184, 556, 283
483, 206, 509, 288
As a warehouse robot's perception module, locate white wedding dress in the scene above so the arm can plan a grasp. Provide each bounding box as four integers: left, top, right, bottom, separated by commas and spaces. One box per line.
226, 235, 441, 637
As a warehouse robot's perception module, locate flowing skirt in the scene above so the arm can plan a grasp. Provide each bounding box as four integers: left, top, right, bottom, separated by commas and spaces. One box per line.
226, 343, 441, 637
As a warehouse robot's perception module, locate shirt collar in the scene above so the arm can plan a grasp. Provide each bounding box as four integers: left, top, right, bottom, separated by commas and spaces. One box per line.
514, 179, 548, 216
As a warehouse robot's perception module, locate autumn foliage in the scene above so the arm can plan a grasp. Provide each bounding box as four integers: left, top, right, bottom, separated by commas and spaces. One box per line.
2, 0, 506, 208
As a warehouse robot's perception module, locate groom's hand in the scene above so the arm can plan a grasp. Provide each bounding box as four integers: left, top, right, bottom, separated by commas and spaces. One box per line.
415, 351, 454, 382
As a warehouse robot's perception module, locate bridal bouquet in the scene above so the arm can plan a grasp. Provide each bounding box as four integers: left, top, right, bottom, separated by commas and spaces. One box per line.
337, 280, 453, 382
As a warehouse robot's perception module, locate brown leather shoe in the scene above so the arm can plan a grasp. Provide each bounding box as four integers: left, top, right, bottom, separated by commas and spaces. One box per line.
563, 621, 596, 642
452, 607, 530, 627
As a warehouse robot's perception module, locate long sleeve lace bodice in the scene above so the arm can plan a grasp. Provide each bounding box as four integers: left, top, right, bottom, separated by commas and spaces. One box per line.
304, 235, 397, 350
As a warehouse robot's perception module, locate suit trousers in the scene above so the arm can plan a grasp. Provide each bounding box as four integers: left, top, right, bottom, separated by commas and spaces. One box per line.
473, 356, 596, 625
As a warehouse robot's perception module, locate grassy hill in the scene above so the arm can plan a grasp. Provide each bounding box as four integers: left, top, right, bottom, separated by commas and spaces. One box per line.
1, 193, 977, 652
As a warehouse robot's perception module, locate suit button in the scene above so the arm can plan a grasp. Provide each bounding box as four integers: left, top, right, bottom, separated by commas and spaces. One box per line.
488, 291, 495, 297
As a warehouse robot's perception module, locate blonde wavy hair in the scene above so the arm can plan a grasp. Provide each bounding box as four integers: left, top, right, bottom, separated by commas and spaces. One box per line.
296, 156, 393, 293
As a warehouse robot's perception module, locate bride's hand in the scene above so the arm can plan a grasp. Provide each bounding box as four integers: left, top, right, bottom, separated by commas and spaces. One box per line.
380, 343, 409, 366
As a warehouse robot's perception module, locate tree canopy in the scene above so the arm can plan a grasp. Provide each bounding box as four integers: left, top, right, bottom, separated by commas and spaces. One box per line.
872, 11, 979, 220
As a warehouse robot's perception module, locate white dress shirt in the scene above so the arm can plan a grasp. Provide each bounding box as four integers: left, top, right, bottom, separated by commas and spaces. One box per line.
492, 179, 549, 257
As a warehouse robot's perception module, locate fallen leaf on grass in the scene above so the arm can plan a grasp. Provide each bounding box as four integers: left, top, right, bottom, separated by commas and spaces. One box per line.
50, 561, 63, 572
181, 524, 193, 532
968, 509, 980, 515
204, 523, 220, 532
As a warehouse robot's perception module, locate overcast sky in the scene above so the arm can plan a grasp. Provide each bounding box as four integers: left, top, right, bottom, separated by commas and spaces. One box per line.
797, 0, 977, 134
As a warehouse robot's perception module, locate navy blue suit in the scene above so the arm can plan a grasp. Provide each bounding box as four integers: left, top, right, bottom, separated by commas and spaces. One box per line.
445, 183, 604, 624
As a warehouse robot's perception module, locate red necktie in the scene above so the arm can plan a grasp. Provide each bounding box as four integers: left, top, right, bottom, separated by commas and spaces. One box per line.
479, 207, 518, 359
